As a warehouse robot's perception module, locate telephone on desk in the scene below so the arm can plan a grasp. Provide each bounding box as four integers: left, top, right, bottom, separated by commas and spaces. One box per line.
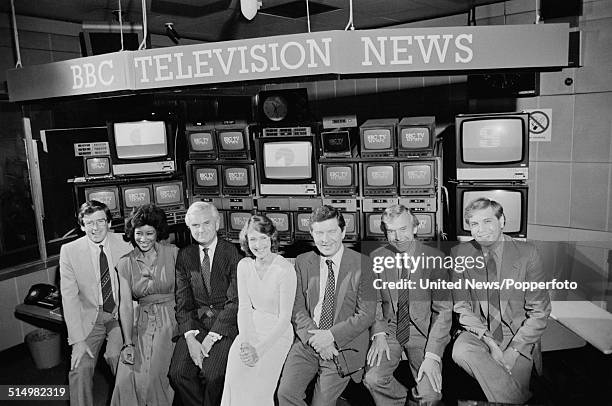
24, 284, 61, 309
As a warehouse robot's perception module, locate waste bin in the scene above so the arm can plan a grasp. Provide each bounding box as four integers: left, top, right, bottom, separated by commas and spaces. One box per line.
25, 329, 61, 369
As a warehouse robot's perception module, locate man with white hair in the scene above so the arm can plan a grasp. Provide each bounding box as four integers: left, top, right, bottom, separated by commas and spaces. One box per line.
168, 201, 242, 406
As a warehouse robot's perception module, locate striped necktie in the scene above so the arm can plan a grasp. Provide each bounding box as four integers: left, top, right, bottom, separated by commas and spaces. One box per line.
396, 265, 410, 346
318, 259, 336, 329
486, 252, 503, 343
99, 245, 115, 313
201, 247, 211, 294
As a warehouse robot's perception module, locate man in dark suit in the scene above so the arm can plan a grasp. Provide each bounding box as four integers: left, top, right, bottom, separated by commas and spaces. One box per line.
278, 205, 376, 406
451, 198, 551, 404
364, 204, 452, 406
168, 201, 242, 406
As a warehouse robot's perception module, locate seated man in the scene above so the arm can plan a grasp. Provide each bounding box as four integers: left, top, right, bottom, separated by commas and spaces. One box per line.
451, 197, 551, 404
364, 204, 452, 406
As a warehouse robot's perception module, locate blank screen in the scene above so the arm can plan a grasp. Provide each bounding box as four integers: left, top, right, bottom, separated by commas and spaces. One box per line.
195, 168, 218, 187
462, 119, 523, 163
363, 129, 391, 150
219, 131, 245, 151
86, 190, 117, 210
326, 166, 352, 187
86, 157, 111, 176
124, 188, 151, 208
155, 184, 182, 205
463, 190, 522, 233
368, 214, 383, 234
114, 121, 167, 159
267, 213, 289, 232
366, 166, 394, 187
400, 127, 430, 149
414, 213, 433, 235
189, 132, 214, 151
263, 141, 312, 179
402, 164, 432, 186
224, 167, 249, 187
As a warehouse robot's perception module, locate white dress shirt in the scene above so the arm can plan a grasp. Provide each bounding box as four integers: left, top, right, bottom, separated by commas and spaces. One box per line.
313, 245, 344, 326
86, 235, 118, 308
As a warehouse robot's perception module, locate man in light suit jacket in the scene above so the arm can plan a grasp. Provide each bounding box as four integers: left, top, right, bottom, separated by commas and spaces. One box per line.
60, 200, 132, 406
168, 201, 241, 406
278, 205, 376, 406
451, 198, 551, 404
364, 204, 452, 406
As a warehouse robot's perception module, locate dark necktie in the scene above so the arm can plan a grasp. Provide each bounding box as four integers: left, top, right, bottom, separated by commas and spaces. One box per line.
201, 247, 211, 294
396, 265, 411, 346
99, 245, 115, 313
318, 259, 336, 329
486, 252, 503, 343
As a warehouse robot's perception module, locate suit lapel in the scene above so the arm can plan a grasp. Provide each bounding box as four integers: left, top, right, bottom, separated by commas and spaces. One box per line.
77, 237, 99, 305
306, 252, 320, 312
499, 238, 521, 317
465, 242, 489, 317
333, 248, 352, 322
210, 240, 229, 297
189, 244, 209, 302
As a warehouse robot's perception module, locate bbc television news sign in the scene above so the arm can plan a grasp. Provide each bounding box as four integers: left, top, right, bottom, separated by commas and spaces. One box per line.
7, 24, 569, 102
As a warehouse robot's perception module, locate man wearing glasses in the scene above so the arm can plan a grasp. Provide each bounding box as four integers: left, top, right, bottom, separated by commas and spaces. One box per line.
60, 200, 132, 406
278, 205, 376, 406
364, 204, 451, 406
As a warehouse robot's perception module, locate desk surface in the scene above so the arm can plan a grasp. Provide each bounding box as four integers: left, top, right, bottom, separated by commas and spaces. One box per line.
551, 301, 612, 355
15, 303, 64, 324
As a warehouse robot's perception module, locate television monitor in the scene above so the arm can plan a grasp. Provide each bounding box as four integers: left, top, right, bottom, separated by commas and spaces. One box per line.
262, 211, 292, 241
80, 22, 143, 56
453, 184, 528, 239
397, 116, 435, 157
221, 164, 253, 196
399, 160, 436, 196
362, 162, 398, 196
256, 135, 318, 196
83, 186, 121, 218
321, 163, 358, 196
363, 212, 386, 240
414, 213, 436, 239
217, 210, 227, 238
153, 181, 186, 225
108, 120, 176, 176
228, 211, 252, 239
120, 184, 153, 215
188, 163, 221, 196
83, 156, 112, 178
216, 121, 251, 159
186, 124, 216, 160
455, 112, 529, 181
342, 211, 359, 241
320, 129, 354, 158
293, 212, 312, 240
360, 118, 397, 158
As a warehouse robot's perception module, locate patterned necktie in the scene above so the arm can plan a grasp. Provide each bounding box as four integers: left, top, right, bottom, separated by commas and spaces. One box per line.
318, 259, 336, 329
396, 265, 410, 346
201, 247, 211, 294
486, 252, 503, 343
99, 245, 115, 313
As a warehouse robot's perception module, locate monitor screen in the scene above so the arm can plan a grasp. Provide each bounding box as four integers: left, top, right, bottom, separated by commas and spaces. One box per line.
85, 188, 118, 211
154, 183, 183, 206
113, 121, 167, 159
218, 131, 245, 151
402, 164, 432, 186
85, 157, 111, 176
123, 187, 151, 208
322, 132, 350, 153
263, 141, 312, 180
415, 213, 434, 236
462, 119, 523, 163
400, 127, 430, 149
366, 165, 394, 187
325, 166, 353, 187
266, 212, 290, 232
230, 212, 251, 231
363, 129, 391, 150
343, 212, 356, 234
295, 213, 311, 233
194, 167, 219, 187
189, 132, 214, 151
462, 190, 522, 233
224, 167, 249, 187
368, 213, 383, 234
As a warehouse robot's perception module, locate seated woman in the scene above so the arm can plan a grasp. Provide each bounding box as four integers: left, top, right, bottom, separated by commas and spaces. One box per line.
111, 204, 179, 406
221, 214, 297, 406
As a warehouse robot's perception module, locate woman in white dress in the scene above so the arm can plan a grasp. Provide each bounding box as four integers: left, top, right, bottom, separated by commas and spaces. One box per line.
221, 214, 297, 406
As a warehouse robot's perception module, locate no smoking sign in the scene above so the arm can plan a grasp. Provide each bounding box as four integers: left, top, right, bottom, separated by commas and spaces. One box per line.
525, 108, 552, 142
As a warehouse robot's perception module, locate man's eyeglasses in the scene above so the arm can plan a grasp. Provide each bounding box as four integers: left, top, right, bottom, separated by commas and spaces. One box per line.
83, 218, 108, 228
333, 348, 364, 378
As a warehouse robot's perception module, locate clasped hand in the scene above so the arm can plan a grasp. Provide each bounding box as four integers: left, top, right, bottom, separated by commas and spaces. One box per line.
239, 342, 259, 367
186, 334, 216, 368
308, 329, 337, 360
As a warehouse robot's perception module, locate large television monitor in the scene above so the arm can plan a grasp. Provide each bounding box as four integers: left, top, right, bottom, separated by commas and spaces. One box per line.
120, 184, 153, 215
360, 118, 397, 158
320, 129, 354, 158
455, 112, 529, 181
399, 160, 437, 196
83, 156, 112, 178
363, 212, 386, 241
293, 212, 312, 240
221, 164, 254, 196
362, 162, 398, 196
453, 184, 528, 239
397, 116, 435, 157
108, 120, 176, 176
188, 163, 221, 196
228, 211, 253, 239
83, 186, 121, 218
262, 211, 292, 241
414, 212, 436, 239
256, 135, 318, 196
186, 124, 217, 160
216, 121, 251, 159
321, 163, 358, 196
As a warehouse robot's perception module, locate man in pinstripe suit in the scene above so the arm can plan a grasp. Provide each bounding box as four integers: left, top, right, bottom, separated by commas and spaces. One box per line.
168, 201, 242, 406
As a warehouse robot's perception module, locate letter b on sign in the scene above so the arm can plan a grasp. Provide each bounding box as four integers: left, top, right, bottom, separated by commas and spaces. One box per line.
71, 60, 115, 90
